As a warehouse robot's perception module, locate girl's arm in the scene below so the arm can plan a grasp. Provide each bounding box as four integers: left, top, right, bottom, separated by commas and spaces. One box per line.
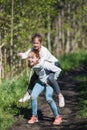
33, 59, 44, 69
18, 49, 31, 59
44, 62, 62, 79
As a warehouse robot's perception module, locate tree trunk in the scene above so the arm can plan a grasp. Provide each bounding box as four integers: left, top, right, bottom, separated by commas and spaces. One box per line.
47, 11, 51, 52
10, 0, 14, 76
65, 3, 71, 53
0, 46, 2, 83
54, 17, 59, 56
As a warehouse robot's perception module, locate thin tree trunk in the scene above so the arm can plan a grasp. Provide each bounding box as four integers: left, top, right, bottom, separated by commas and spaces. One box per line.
47, 11, 51, 51
0, 46, 2, 83
54, 17, 59, 56
65, 3, 71, 53
61, 6, 65, 52
10, 0, 14, 76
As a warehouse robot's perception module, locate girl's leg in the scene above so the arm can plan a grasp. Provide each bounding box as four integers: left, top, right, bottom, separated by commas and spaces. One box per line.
47, 61, 61, 94
28, 81, 44, 124
47, 73, 65, 108
45, 85, 62, 125
45, 85, 59, 117
18, 72, 38, 103
31, 81, 44, 116
28, 72, 38, 92
47, 73, 60, 94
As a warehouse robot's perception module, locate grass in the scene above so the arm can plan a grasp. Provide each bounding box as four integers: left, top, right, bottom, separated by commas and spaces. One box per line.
0, 73, 29, 130
59, 49, 87, 72
74, 75, 87, 118
0, 111, 15, 130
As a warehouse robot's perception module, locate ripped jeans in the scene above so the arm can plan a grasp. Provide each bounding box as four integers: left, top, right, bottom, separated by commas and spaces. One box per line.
31, 80, 59, 117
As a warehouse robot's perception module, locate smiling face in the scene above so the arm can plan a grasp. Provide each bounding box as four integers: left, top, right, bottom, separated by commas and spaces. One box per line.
28, 50, 40, 67
32, 37, 42, 51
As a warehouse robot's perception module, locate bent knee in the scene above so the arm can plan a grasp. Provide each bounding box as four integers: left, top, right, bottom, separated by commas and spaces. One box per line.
31, 95, 37, 100
48, 76, 53, 81
48, 74, 54, 82
46, 97, 53, 103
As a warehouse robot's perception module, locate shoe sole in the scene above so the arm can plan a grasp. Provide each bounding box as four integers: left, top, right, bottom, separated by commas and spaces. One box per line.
18, 97, 30, 103
59, 104, 65, 107
53, 120, 62, 125
28, 120, 38, 124
59, 97, 65, 107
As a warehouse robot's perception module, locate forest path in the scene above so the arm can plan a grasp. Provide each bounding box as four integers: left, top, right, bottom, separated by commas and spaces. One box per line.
9, 65, 87, 130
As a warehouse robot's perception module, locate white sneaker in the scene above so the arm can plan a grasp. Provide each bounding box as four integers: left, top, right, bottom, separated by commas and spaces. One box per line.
59, 95, 65, 107
18, 91, 31, 103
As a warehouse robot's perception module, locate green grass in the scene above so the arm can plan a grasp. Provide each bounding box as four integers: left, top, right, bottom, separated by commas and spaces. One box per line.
74, 75, 87, 118
60, 49, 87, 72
75, 75, 87, 82
0, 73, 29, 130
0, 110, 15, 130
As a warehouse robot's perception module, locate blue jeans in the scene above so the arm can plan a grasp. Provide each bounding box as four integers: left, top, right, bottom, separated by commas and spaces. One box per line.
31, 81, 59, 117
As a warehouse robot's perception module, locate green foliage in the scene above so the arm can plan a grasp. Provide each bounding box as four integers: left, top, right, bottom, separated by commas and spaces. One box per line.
0, 112, 15, 130
75, 75, 87, 82
60, 50, 87, 72
0, 75, 28, 109
0, 0, 87, 53
0, 73, 29, 130
74, 75, 87, 118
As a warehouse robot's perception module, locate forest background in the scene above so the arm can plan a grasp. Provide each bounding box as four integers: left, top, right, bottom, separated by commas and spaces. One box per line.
0, 0, 87, 130
0, 0, 87, 79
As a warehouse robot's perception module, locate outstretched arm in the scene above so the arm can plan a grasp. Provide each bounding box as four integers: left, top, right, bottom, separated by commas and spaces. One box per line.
17, 49, 31, 59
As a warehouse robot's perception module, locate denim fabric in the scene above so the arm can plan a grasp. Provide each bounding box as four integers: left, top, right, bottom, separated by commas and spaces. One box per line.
31, 81, 59, 117
27, 72, 38, 93
47, 73, 61, 94
47, 61, 61, 94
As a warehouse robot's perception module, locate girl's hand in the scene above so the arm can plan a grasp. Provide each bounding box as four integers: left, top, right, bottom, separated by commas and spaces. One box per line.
17, 53, 22, 58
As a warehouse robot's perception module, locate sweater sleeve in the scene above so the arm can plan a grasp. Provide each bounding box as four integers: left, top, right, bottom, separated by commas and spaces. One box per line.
39, 46, 58, 63
21, 49, 31, 59
44, 62, 62, 79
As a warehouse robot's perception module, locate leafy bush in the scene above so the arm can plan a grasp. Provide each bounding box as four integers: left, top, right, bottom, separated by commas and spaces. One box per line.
60, 50, 87, 72
0, 73, 29, 130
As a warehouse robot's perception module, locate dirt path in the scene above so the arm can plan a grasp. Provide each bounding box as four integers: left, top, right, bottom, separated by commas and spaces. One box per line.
9, 65, 87, 130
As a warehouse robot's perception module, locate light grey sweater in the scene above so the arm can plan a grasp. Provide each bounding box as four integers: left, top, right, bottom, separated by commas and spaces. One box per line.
32, 60, 61, 84
20, 46, 58, 63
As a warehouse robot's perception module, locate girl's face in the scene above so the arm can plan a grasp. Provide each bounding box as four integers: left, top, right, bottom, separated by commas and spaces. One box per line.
28, 52, 39, 67
32, 37, 41, 51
